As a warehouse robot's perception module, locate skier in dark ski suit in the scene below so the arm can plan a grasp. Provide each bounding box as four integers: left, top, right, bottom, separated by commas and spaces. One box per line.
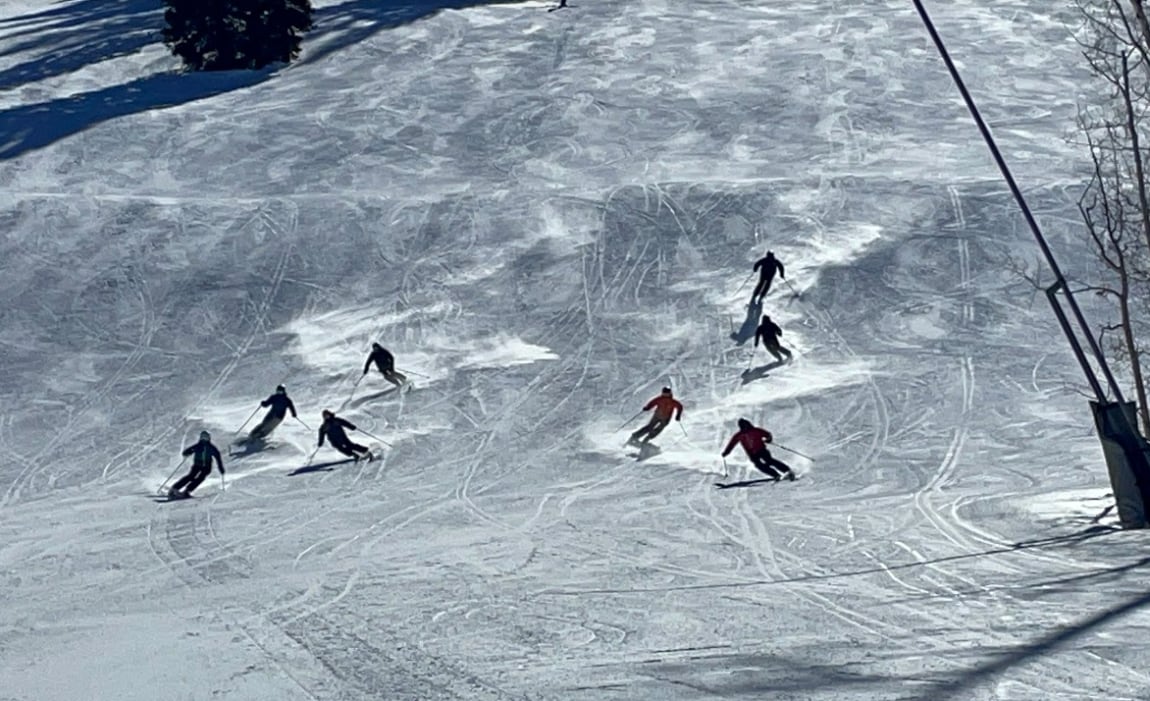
248, 385, 297, 441
722, 418, 795, 481
363, 342, 407, 389
627, 387, 683, 446
755, 314, 793, 363
750, 251, 785, 304
170, 431, 225, 498
318, 410, 371, 460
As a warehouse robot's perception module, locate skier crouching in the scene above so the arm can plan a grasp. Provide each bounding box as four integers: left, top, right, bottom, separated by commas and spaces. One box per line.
169, 431, 225, 498
721, 418, 795, 481
248, 384, 297, 441
754, 314, 793, 364
363, 342, 408, 390
627, 386, 683, 446
318, 410, 372, 461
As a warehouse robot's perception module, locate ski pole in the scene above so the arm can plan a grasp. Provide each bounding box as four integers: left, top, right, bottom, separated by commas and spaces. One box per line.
773, 442, 813, 461
721, 456, 729, 477
158, 457, 188, 494
678, 421, 689, 438
734, 269, 755, 294
346, 373, 365, 404
356, 428, 392, 447
295, 416, 313, 432
399, 367, 429, 378
784, 278, 802, 299
234, 405, 261, 437
220, 471, 226, 492
615, 409, 644, 432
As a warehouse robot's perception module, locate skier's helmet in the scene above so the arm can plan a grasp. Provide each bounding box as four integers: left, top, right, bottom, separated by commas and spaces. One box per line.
276, 385, 286, 394
372, 342, 382, 350
737, 418, 752, 431
661, 386, 672, 395
322, 409, 334, 419
199, 430, 211, 442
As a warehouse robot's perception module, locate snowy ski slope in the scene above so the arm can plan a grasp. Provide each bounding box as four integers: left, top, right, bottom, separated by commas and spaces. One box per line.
3, 1, 1150, 699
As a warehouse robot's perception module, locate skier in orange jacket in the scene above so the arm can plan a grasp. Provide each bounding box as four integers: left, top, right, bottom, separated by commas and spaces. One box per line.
721, 418, 795, 480
627, 387, 683, 446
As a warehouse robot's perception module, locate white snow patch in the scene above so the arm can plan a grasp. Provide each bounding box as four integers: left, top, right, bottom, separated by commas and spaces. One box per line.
456, 335, 559, 369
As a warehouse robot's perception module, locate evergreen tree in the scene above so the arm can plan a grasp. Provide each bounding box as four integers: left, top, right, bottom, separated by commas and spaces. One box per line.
163, 0, 314, 71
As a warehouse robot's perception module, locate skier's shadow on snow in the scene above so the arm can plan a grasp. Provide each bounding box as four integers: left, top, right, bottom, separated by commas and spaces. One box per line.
350, 386, 401, 407
715, 478, 776, 489
628, 443, 662, 462
288, 458, 356, 476
741, 359, 787, 385
729, 299, 763, 346
229, 437, 274, 458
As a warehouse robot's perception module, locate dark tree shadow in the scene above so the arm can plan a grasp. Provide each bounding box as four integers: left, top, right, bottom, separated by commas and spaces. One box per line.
0, 0, 162, 92
288, 458, 356, 476
729, 299, 763, 346
0, 68, 270, 160
0, 0, 541, 161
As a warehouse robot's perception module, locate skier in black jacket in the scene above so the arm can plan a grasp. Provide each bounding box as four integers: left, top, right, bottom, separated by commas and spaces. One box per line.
169, 431, 224, 498
318, 410, 372, 460
755, 314, 793, 363
363, 342, 408, 389
248, 385, 297, 441
750, 251, 785, 304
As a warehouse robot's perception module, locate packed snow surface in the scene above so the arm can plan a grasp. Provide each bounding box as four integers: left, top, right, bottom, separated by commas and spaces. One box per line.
3, 1, 1149, 700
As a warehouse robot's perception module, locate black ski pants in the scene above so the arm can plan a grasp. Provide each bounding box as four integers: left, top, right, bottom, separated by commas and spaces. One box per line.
249, 412, 284, 440
172, 463, 213, 494
749, 449, 792, 479
331, 437, 369, 458
763, 341, 793, 363
374, 363, 407, 388
752, 272, 777, 302
631, 415, 670, 443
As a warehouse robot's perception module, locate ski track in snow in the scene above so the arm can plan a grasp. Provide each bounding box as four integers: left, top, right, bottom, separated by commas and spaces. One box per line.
5, 0, 1150, 700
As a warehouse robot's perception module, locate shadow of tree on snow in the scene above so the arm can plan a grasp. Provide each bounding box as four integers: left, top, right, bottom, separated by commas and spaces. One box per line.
0, 69, 271, 160
0, 0, 539, 160
0, 0, 162, 92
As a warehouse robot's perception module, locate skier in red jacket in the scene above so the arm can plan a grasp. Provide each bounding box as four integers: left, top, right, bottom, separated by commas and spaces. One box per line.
627, 387, 683, 446
721, 418, 795, 480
